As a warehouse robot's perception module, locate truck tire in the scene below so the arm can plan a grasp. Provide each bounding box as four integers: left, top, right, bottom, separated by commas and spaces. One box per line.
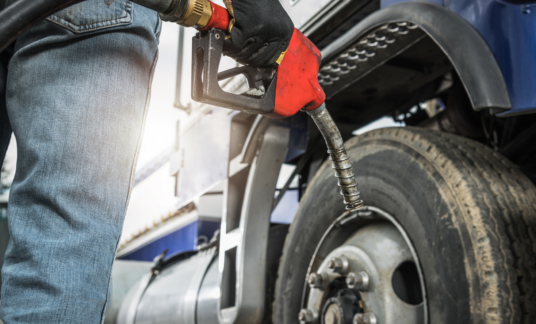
274, 127, 536, 324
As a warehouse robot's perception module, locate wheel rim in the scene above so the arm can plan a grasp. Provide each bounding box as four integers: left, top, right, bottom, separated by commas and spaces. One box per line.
299, 206, 428, 324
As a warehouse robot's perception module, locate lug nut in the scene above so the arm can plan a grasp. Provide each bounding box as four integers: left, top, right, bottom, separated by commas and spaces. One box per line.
346, 271, 369, 290
353, 313, 377, 324
327, 255, 349, 275
298, 309, 315, 323
308, 272, 327, 290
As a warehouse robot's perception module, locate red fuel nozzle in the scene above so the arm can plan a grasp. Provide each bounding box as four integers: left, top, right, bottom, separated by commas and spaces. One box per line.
198, 1, 231, 31
268, 29, 326, 118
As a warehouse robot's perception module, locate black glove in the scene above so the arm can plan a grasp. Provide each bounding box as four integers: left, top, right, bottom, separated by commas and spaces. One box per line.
222, 0, 294, 67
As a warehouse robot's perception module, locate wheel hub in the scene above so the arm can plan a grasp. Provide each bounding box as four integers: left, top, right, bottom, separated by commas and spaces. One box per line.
321, 289, 361, 324
300, 207, 427, 324
324, 304, 341, 324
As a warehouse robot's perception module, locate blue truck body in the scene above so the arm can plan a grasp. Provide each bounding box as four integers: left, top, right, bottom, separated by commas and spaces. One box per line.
385, 0, 536, 116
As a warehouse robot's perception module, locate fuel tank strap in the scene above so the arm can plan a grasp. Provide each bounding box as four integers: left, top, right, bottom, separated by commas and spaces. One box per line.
118, 271, 153, 324
182, 248, 217, 323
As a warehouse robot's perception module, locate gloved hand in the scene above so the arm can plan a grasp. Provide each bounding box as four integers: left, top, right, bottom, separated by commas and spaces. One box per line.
222, 0, 294, 67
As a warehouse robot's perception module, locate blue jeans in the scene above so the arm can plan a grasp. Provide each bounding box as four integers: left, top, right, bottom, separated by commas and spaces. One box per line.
0, 1, 160, 322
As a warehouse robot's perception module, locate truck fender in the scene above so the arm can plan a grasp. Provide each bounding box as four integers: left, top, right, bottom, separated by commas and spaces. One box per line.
321, 1, 511, 114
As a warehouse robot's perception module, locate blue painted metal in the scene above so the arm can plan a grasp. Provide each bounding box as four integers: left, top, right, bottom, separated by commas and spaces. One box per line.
285, 113, 308, 162
271, 189, 300, 224
446, 0, 536, 116
118, 219, 220, 262
381, 0, 536, 116
272, 113, 309, 163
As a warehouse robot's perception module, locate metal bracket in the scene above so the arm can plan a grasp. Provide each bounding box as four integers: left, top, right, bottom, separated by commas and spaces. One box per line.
217, 124, 290, 324
175, 26, 192, 114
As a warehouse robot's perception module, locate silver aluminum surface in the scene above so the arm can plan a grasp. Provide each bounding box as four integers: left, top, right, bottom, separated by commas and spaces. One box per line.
197, 259, 220, 324
218, 124, 290, 324
132, 249, 215, 324
170, 107, 237, 209
105, 260, 153, 324
116, 272, 153, 324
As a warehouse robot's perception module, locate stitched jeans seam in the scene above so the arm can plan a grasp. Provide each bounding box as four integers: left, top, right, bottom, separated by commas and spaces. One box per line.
46, 1, 133, 33
49, 13, 128, 28
97, 49, 159, 324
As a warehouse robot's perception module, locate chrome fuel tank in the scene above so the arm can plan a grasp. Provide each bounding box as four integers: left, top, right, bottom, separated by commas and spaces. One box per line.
116, 248, 219, 324
196, 259, 219, 323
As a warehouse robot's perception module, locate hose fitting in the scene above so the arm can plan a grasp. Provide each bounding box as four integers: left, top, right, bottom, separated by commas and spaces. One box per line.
307, 104, 363, 211
159, 0, 212, 28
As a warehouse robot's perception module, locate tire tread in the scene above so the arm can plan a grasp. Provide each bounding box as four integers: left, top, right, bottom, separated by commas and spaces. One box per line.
349, 127, 536, 323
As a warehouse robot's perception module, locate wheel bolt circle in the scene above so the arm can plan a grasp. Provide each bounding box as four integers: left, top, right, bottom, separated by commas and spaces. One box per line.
346, 274, 356, 286
328, 259, 336, 269
346, 271, 369, 290
353, 313, 377, 324
308, 272, 326, 289
328, 256, 349, 275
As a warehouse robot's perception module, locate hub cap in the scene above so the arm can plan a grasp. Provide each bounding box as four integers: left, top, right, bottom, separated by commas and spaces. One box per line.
301, 206, 427, 324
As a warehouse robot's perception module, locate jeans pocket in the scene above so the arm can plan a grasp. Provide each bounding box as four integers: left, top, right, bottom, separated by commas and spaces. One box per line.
46, 0, 133, 34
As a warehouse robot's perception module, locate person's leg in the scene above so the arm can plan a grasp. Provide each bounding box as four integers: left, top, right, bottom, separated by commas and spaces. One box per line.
0, 1, 161, 323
